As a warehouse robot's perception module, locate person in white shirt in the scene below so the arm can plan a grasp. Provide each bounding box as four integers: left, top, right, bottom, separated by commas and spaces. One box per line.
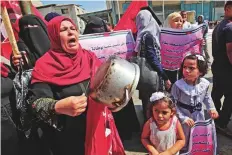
180, 11, 192, 29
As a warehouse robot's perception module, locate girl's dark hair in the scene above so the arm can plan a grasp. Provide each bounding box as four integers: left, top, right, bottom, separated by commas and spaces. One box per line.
149, 96, 176, 118
179, 53, 208, 79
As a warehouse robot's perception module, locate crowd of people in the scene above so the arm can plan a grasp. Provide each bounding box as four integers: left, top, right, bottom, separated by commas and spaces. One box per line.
1, 1, 232, 155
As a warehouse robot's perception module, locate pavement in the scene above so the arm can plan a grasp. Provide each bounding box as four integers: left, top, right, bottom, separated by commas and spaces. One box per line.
124, 29, 232, 155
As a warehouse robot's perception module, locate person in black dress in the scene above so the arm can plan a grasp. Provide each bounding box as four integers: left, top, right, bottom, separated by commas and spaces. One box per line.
12, 14, 50, 70
9, 14, 52, 155
135, 10, 171, 120
27, 16, 124, 155
1, 63, 19, 155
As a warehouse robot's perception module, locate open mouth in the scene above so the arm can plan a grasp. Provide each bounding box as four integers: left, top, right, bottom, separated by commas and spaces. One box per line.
68, 38, 76, 44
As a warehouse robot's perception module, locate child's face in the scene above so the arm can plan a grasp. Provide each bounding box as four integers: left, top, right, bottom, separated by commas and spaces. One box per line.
183, 59, 202, 83
152, 101, 173, 126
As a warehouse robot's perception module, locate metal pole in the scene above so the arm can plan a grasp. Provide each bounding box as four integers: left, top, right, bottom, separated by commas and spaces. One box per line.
202, 0, 204, 15
162, 0, 165, 23
111, 0, 116, 25
116, 0, 121, 20
213, 1, 216, 21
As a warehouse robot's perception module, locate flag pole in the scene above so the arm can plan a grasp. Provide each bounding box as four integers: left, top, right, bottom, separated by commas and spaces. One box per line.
116, 0, 121, 20
1, 5, 20, 56
19, 1, 33, 15
162, 0, 165, 23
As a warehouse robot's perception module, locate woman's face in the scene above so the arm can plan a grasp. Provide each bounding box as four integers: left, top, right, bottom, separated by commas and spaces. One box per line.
60, 20, 79, 54
170, 17, 183, 29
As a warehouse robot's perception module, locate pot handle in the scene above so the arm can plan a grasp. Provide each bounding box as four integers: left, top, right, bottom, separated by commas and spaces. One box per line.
111, 88, 130, 112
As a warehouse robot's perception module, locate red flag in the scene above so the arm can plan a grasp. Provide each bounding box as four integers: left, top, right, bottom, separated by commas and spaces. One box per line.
114, 0, 148, 33
1, 0, 46, 60
85, 99, 125, 155
85, 60, 125, 155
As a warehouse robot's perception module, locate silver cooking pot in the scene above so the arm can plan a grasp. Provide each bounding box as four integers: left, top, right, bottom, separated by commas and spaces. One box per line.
89, 56, 140, 112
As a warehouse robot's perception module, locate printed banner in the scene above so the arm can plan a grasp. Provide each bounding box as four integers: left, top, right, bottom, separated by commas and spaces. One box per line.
160, 25, 205, 70
181, 119, 217, 155
79, 30, 136, 61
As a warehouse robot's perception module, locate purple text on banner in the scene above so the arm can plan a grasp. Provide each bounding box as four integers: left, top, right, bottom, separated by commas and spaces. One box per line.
160, 25, 205, 71
181, 119, 217, 155
79, 30, 136, 62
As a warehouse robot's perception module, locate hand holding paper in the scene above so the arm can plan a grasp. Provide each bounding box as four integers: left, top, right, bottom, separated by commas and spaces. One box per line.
185, 118, 195, 127
209, 110, 219, 119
